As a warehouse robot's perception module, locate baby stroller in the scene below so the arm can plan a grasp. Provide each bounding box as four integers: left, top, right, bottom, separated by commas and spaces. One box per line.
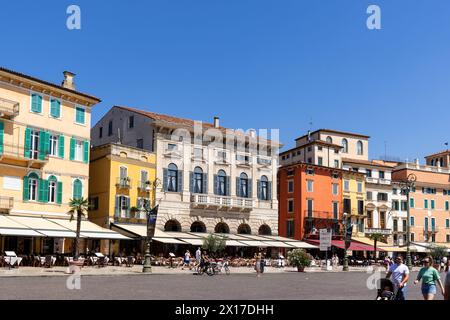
376, 279, 396, 300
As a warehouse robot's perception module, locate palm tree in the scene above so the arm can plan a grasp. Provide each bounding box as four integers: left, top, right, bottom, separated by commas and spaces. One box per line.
369, 233, 385, 262
68, 197, 89, 260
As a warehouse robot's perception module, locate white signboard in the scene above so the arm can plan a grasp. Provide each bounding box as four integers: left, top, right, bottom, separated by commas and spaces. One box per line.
3, 176, 21, 191
320, 229, 332, 251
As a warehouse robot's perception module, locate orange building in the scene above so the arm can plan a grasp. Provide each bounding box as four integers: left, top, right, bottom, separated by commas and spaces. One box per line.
393, 162, 450, 244
278, 163, 343, 240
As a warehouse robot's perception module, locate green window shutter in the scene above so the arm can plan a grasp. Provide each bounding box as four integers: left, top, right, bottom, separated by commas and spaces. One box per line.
57, 182, 63, 204
50, 99, 60, 118
24, 128, 31, 158
38, 179, 45, 202
31, 94, 42, 113
23, 176, 29, 201
83, 141, 89, 163
446, 201, 449, 211
43, 179, 49, 203
0, 121, 4, 155
39, 131, 47, 160
73, 180, 82, 199
76, 107, 85, 124
58, 135, 65, 158
69, 138, 75, 161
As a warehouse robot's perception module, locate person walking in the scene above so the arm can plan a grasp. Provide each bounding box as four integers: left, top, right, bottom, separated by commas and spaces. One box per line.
255, 252, 262, 278
414, 256, 445, 300
445, 261, 450, 300
386, 256, 410, 300
182, 250, 191, 270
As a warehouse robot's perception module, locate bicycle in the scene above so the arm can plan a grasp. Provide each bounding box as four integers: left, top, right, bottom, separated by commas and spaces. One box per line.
196, 262, 214, 276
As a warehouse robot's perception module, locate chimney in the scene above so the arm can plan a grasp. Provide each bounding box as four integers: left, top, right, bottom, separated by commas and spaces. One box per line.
214, 116, 220, 128
62, 71, 76, 90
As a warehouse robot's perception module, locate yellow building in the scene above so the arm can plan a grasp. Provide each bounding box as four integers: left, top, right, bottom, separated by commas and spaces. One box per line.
0, 67, 127, 255
342, 171, 366, 236
89, 143, 156, 254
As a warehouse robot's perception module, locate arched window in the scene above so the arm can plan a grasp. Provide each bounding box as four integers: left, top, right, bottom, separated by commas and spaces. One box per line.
239, 173, 249, 198
217, 170, 227, 196
215, 222, 230, 234
237, 224, 251, 235
190, 221, 206, 233
357, 141, 363, 155
342, 139, 348, 153
48, 176, 57, 203
73, 179, 82, 199
260, 176, 269, 200
193, 167, 204, 194
326, 136, 333, 144
164, 220, 181, 232
26, 172, 39, 201
258, 225, 272, 236
167, 163, 178, 192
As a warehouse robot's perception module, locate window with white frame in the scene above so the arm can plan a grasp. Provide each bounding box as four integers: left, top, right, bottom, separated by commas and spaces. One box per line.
49, 134, 59, 156
74, 140, 83, 161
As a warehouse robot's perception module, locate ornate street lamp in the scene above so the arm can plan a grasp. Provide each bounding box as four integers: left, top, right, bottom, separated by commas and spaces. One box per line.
397, 173, 417, 270
342, 212, 351, 272
143, 178, 161, 273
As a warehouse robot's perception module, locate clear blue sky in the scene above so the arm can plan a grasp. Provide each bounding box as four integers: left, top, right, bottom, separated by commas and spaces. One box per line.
1, 0, 449, 161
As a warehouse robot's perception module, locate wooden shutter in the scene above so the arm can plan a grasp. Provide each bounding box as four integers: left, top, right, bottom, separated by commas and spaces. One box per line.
226, 176, 230, 196
58, 135, 65, 158
115, 196, 120, 216
51, 99, 60, 118
202, 173, 208, 194
177, 170, 183, 192
38, 179, 45, 202
163, 169, 168, 191
268, 181, 272, 200
24, 128, 31, 158
22, 176, 29, 201
213, 175, 218, 195
31, 94, 42, 113
257, 180, 261, 200
248, 178, 252, 198
57, 182, 63, 204
189, 172, 194, 193
236, 177, 241, 197
43, 179, 49, 203
83, 141, 89, 163
69, 138, 75, 160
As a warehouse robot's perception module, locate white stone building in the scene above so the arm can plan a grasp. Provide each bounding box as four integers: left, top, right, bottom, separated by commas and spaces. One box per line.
92, 106, 280, 236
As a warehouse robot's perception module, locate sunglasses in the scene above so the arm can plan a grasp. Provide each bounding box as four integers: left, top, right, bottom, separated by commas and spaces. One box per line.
423, 261, 430, 264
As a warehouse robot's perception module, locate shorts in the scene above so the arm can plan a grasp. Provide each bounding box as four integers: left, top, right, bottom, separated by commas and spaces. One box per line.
184, 259, 190, 264
421, 284, 437, 295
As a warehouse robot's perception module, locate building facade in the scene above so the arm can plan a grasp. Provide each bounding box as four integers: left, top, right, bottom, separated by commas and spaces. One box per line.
88, 143, 157, 254
0, 67, 104, 255
91, 106, 280, 238
393, 161, 450, 245
278, 163, 343, 240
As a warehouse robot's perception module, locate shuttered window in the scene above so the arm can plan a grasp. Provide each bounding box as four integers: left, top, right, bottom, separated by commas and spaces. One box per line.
31, 93, 42, 113
50, 99, 61, 118
73, 179, 82, 199
75, 106, 85, 124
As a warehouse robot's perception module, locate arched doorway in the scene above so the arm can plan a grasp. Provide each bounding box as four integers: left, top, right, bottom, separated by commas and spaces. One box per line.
258, 225, 272, 236
190, 221, 206, 233
237, 224, 252, 235
164, 220, 181, 232
215, 222, 230, 234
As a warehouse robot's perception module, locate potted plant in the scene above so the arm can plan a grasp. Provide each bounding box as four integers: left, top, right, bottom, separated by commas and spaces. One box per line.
287, 249, 313, 272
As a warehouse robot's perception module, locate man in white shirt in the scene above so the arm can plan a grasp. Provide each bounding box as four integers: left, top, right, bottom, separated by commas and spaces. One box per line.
386, 255, 410, 300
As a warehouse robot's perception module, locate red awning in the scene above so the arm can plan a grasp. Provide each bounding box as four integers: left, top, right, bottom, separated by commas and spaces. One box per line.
307, 240, 385, 251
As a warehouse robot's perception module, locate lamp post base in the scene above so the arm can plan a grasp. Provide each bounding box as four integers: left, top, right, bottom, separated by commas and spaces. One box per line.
406, 250, 412, 271
142, 240, 152, 273
343, 257, 349, 272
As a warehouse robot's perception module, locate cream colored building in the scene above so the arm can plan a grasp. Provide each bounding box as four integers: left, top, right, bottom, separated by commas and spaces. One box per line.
92, 106, 281, 238
0, 67, 126, 255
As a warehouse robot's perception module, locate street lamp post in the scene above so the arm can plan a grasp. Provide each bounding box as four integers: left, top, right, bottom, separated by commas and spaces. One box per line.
398, 173, 417, 270
143, 179, 161, 273
342, 212, 350, 272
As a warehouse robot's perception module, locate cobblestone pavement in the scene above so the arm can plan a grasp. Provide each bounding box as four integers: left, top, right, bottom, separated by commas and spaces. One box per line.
0, 268, 446, 300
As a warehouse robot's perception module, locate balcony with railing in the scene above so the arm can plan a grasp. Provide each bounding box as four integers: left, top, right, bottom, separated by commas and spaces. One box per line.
190, 193, 253, 212
236, 154, 252, 167
423, 227, 439, 235
303, 210, 342, 237
0, 97, 19, 119
137, 180, 152, 192
366, 177, 391, 185
0, 143, 49, 168
116, 177, 132, 189
0, 196, 14, 212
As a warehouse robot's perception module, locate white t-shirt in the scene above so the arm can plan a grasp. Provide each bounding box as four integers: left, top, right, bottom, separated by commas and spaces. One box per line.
389, 263, 410, 286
